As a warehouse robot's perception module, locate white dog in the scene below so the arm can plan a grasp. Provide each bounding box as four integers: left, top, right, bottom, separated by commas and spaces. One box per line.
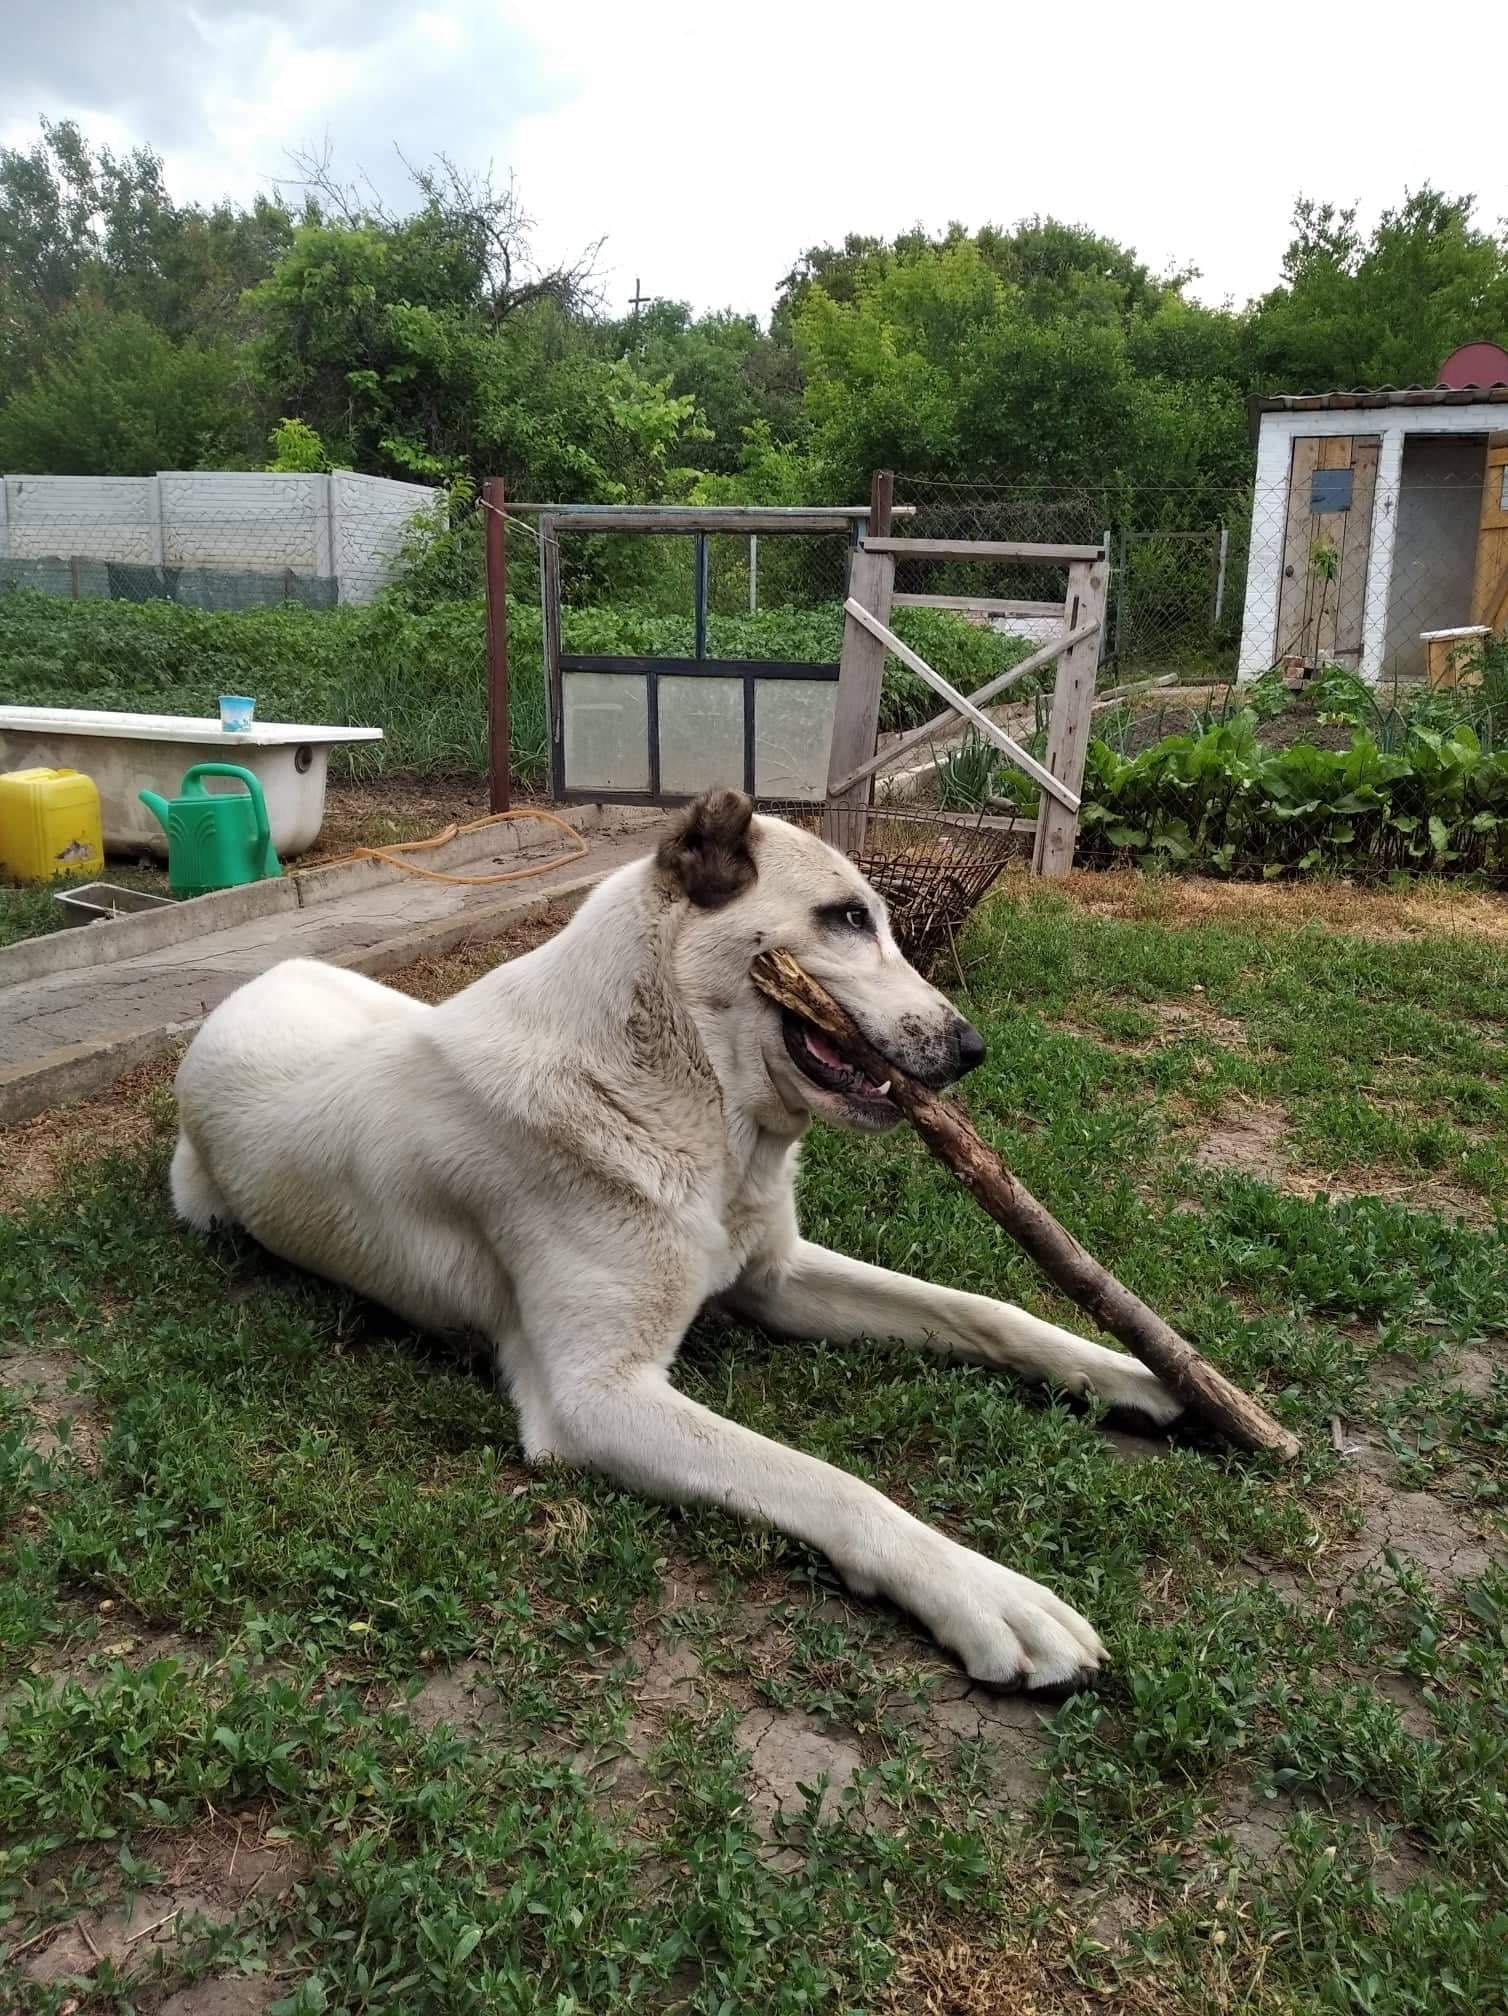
171, 792, 1181, 1690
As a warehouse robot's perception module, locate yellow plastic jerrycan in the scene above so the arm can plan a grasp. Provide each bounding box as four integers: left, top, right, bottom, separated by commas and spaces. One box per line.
0, 767, 105, 883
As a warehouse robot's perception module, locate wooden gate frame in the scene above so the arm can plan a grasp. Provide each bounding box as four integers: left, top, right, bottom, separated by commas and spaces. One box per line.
527, 503, 911, 805
826, 533, 1109, 876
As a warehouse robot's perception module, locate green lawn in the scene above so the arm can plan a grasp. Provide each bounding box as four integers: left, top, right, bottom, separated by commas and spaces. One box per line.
2, 881, 1505, 2013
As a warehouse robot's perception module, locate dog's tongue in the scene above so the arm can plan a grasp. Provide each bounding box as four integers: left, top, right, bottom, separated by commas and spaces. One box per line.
804, 1028, 849, 1070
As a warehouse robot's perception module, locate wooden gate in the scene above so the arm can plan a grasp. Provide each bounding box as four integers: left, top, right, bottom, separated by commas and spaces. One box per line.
826, 531, 1108, 878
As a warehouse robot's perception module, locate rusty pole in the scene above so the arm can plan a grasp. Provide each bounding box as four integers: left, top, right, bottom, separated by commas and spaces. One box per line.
483, 477, 510, 813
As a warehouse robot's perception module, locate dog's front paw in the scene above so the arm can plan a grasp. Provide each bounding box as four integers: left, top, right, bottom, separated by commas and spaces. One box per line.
1090, 1354, 1184, 1431
912, 1546, 1105, 1692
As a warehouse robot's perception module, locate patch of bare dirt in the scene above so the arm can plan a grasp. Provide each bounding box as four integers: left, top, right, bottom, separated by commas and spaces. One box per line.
19, 1815, 304, 1992
156, 1979, 282, 2015
1211, 1787, 1435, 1894
1264, 1475, 1498, 1607
1149, 999, 1248, 1046
894, 1670, 1053, 1808
398, 1655, 512, 1737
0, 1349, 108, 1472
1191, 1099, 1291, 1182
1187, 1100, 1497, 1221
738, 1707, 865, 1822
385, 904, 570, 1003
1056, 870, 1508, 944
301, 773, 493, 867
0, 1051, 180, 1213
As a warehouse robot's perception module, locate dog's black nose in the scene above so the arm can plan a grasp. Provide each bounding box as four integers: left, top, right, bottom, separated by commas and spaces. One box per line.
956, 1022, 986, 1075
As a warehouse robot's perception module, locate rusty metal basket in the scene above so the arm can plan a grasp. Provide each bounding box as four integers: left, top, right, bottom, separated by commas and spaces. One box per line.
763, 801, 1025, 971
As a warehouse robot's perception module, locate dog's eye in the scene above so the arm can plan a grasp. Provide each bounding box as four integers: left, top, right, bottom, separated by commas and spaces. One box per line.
814, 900, 876, 935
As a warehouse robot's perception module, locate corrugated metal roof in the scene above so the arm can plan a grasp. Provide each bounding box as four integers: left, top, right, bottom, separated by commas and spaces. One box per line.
1255, 383, 1508, 414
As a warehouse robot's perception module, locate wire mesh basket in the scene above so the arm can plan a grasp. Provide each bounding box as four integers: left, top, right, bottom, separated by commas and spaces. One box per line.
765, 801, 1025, 971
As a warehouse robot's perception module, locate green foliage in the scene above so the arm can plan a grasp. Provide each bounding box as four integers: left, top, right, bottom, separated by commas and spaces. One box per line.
0, 308, 249, 473
265, 417, 330, 473
1074, 712, 1508, 879
1250, 189, 1508, 391
792, 231, 1252, 499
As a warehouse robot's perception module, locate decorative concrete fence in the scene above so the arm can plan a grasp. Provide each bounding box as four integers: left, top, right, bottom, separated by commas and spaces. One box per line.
0, 470, 441, 606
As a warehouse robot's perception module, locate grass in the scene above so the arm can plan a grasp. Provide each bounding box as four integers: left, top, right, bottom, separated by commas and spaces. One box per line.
2, 879, 1506, 2011
0, 866, 173, 951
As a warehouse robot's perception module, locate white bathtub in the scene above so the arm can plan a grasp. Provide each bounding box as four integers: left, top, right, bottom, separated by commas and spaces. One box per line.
0, 707, 384, 858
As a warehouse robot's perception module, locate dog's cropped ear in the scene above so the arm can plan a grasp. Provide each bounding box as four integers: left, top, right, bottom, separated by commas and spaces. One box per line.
656, 789, 757, 910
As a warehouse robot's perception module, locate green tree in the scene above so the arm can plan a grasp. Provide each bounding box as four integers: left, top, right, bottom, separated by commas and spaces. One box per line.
1250, 188, 1508, 390
0, 307, 248, 473
0, 119, 292, 400
611, 300, 801, 472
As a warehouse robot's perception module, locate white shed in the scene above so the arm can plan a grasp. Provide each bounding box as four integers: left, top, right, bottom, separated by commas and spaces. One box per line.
1237, 344, 1508, 683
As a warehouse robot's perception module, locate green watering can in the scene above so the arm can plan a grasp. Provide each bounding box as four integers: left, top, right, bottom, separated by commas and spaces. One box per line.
139, 763, 282, 898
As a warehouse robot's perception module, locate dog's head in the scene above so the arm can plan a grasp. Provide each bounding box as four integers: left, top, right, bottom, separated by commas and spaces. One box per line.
655, 789, 985, 1136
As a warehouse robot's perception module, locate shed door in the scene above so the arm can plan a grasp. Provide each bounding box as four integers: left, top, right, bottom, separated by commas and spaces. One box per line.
1276, 435, 1380, 667
1471, 433, 1508, 632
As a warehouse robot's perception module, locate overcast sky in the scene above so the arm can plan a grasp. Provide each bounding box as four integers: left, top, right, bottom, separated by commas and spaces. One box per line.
5, 0, 1506, 323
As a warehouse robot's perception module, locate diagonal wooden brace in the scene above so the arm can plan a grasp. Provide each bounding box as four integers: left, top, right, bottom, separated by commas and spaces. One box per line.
841, 598, 1081, 812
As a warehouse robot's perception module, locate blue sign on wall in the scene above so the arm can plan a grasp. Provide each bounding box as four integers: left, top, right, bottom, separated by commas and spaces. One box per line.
1311, 467, 1353, 514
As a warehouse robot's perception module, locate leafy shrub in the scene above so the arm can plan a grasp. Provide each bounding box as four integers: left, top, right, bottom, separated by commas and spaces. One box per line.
1073, 712, 1508, 879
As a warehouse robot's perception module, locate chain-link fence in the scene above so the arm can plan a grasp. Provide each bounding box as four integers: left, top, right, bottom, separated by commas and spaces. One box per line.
897, 465, 1501, 691
0, 470, 441, 609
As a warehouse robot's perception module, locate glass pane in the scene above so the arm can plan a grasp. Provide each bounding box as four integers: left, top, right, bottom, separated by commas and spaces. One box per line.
659, 675, 745, 794
754, 681, 837, 800
562, 672, 649, 792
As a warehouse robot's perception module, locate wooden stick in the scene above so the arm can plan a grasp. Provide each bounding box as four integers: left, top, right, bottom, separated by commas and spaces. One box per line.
751, 949, 1300, 1463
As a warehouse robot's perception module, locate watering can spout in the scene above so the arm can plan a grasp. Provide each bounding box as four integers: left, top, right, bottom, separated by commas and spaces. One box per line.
138, 788, 170, 832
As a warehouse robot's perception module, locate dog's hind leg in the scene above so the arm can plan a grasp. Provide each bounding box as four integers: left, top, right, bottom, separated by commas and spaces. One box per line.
170, 1132, 233, 1231
727, 1240, 1182, 1428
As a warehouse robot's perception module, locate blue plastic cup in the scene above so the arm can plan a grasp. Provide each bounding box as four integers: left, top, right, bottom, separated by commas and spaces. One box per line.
219, 695, 255, 733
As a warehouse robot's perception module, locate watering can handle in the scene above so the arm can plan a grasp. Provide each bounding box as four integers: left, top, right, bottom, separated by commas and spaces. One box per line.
180, 764, 271, 856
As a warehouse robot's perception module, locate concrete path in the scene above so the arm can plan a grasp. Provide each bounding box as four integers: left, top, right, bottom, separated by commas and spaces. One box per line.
0, 811, 667, 1123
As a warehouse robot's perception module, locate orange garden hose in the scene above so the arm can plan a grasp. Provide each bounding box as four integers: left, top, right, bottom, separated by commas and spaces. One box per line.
322, 808, 589, 887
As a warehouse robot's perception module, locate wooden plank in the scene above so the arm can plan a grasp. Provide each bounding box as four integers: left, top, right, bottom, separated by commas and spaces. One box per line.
560, 656, 838, 681
1275, 436, 1322, 659
1472, 438, 1508, 629
863, 537, 1106, 561
824, 546, 896, 846
890, 593, 1066, 617
483, 477, 510, 813
842, 599, 1078, 811
1033, 557, 1108, 878
1309, 437, 1353, 661
828, 620, 1101, 796
870, 468, 895, 539
547, 509, 860, 535
540, 516, 565, 800
1333, 437, 1379, 666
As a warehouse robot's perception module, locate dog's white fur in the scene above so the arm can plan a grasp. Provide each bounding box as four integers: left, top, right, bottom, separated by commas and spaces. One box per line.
171, 795, 1180, 1689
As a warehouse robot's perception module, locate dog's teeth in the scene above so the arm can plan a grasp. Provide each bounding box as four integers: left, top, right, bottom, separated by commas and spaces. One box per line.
876, 1081, 891, 1096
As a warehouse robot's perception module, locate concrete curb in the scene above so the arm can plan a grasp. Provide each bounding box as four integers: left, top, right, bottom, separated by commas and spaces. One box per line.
0, 874, 602, 1129
0, 801, 659, 988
